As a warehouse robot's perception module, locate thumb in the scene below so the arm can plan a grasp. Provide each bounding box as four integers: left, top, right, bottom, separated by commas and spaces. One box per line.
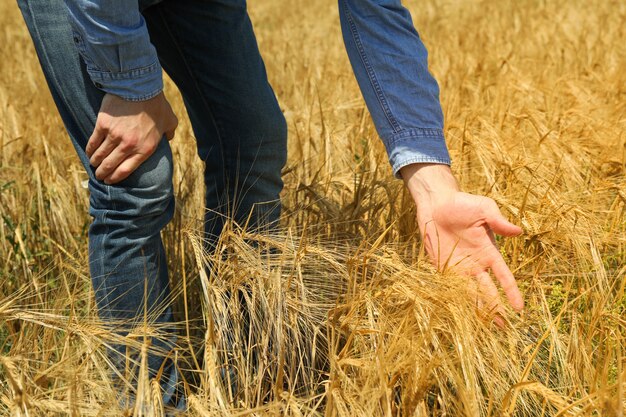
488, 212, 523, 237
482, 198, 522, 237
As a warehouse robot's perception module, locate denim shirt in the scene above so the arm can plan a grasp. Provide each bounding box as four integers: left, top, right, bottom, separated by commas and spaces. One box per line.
64, 0, 451, 176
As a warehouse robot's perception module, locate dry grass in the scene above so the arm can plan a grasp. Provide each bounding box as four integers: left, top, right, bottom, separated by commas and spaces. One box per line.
1, 0, 625, 415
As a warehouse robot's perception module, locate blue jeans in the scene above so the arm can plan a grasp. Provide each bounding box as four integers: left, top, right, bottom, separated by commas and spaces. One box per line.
18, 0, 287, 411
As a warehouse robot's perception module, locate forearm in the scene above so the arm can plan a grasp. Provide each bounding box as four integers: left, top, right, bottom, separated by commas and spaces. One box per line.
63, 0, 163, 101
339, 1, 525, 314
338, 0, 450, 177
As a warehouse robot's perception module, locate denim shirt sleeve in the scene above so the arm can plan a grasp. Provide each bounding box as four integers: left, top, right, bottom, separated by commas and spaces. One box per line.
338, 0, 451, 177
63, 0, 163, 101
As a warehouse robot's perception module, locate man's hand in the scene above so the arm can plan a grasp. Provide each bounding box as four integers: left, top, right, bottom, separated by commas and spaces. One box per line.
400, 163, 524, 321
86, 92, 178, 184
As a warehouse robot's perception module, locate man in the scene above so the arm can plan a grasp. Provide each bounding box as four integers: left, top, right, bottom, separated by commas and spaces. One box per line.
18, 0, 524, 413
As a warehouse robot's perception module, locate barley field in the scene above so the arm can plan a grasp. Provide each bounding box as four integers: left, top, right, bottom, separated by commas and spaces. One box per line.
1, 0, 625, 416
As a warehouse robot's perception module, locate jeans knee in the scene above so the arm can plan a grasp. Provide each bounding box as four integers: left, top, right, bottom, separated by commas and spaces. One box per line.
89, 138, 175, 236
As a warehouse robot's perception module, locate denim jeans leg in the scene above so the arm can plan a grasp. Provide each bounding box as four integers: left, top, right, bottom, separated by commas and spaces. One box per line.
17, 0, 181, 410
143, 0, 288, 248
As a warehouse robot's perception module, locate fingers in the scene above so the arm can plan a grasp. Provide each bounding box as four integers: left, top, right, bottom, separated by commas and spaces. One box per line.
89, 137, 117, 168
103, 154, 147, 184
468, 272, 505, 328
490, 256, 524, 311
474, 271, 503, 314
482, 200, 523, 311
94, 146, 128, 182
485, 203, 523, 237
88, 133, 154, 183
85, 92, 174, 184
94, 144, 153, 184
86, 122, 107, 158
87, 128, 162, 183
489, 216, 523, 237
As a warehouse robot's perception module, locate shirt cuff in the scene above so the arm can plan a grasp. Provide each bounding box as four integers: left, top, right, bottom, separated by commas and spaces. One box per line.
386, 128, 451, 178
86, 60, 164, 102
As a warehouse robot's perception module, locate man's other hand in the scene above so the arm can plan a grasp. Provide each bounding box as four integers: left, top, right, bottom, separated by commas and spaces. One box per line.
400, 163, 524, 323
86, 92, 178, 184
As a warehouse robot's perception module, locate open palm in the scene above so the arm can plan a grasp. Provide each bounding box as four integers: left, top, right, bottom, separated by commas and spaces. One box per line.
420, 192, 524, 314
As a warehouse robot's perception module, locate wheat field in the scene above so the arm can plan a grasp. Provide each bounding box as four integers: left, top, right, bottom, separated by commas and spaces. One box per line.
1, 0, 625, 416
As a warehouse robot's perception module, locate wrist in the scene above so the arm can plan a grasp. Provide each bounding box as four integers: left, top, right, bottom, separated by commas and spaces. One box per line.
400, 163, 460, 226
400, 163, 459, 198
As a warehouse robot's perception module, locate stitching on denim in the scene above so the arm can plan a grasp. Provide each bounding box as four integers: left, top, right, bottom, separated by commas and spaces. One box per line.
395, 157, 450, 165
393, 157, 451, 178
25, 3, 93, 141
88, 60, 161, 80
341, 0, 401, 134
24, 2, 111, 314
116, 89, 163, 102
388, 128, 445, 144
100, 183, 113, 316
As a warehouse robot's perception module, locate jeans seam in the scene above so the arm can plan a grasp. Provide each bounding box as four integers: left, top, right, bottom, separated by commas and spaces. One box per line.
101, 185, 113, 316
154, 7, 229, 171
24, 2, 92, 141
24, 1, 114, 315
341, 0, 402, 134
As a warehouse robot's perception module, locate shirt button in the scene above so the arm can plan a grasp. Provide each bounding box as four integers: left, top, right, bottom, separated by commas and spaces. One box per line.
94, 82, 103, 89
73, 36, 80, 43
